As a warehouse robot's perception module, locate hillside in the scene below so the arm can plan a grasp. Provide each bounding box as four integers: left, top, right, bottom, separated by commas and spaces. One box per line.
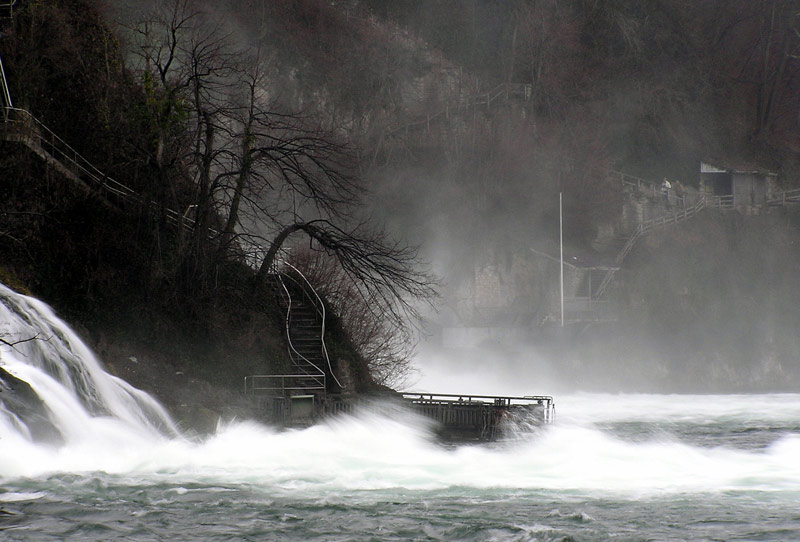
2, 0, 800, 404
563, 209, 800, 392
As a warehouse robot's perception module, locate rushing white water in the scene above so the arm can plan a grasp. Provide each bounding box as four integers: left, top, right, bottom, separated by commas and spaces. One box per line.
3, 385, 800, 498
0, 284, 179, 449
4, 285, 800, 541
2, 282, 800, 500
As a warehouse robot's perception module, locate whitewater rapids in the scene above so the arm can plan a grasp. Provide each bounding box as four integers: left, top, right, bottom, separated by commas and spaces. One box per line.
3, 283, 800, 540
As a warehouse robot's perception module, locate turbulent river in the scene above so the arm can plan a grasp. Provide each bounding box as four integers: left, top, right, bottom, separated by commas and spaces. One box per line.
2, 285, 800, 541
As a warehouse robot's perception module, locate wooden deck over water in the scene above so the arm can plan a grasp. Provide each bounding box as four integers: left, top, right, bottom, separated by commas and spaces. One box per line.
249, 391, 556, 442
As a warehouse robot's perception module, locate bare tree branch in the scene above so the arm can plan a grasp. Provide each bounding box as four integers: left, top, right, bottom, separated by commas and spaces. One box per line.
0, 334, 47, 352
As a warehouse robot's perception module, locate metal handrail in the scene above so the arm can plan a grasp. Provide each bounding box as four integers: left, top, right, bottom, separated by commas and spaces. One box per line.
2, 108, 201, 231
0, 54, 12, 112
281, 261, 344, 390
275, 272, 326, 386
5, 108, 137, 198
402, 392, 553, 405
244, 374, 325, 395
0, 102, 340, 395
0, 0, 17, 17
402, 392, 556, 424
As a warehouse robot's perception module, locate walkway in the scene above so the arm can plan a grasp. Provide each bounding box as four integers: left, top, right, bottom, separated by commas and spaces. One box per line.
593, 171, 800, 301
1, 53, 340, 398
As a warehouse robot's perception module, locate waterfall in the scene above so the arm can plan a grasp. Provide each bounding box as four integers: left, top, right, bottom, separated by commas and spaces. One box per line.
0, 283, 180, 445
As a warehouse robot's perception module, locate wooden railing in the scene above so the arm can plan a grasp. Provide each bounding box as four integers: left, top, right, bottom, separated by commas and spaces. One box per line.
767, 188, 800, 205
593, 196, 707, 300
611, 169, 659, 197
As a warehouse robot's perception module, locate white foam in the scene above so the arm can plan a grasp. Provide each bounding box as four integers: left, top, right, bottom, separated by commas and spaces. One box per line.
3, 284, 800, 497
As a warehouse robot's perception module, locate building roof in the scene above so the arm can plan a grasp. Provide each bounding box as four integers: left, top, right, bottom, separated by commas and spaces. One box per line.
700, 160, 777, 177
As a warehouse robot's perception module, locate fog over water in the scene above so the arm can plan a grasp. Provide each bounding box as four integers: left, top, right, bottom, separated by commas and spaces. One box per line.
95, 0, 800, 395
3, 1, 800, 537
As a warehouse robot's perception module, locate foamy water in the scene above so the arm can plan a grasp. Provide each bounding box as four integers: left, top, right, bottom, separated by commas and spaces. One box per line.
3, 283, 800, 540
3, 393, 800, 496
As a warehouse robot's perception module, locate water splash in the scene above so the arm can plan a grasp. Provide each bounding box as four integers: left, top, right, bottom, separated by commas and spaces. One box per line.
2, 283, 800, 499
0, 283, 179, 448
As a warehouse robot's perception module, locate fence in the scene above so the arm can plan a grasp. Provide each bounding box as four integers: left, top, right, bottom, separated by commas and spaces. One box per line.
394, 82, 531, 136
244, 374, 325, 396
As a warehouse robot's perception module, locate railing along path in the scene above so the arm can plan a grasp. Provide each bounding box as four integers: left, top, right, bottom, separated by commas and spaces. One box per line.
393, 82, 530, 136
1, 55, 337, 397
2, 108, 201, 231
0, 0, 17, 18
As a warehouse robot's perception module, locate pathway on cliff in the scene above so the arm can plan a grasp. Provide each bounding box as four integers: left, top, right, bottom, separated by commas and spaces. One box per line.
593, 171, 800, 302
5, 48, 800, 327
1, 53, 341, 397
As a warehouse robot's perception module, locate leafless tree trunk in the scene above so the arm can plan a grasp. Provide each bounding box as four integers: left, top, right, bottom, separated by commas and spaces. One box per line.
752, 0, 800, 139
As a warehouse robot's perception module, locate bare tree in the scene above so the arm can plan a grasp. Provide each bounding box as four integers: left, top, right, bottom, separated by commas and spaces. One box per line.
289, 248, 419, 388
752, 0, 800, 139
708, 0, 800, 140
119, 0, 437, 379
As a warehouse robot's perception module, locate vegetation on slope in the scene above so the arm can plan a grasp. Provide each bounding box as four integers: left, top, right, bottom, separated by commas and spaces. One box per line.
2, 0, 800, 399
0, 0, 433, 417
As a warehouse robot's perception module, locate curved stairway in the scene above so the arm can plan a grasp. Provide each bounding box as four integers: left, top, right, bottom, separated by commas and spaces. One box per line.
266, 268, 343, 396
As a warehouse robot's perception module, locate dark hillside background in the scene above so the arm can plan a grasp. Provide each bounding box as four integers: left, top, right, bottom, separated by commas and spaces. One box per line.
1, 0, 800, 400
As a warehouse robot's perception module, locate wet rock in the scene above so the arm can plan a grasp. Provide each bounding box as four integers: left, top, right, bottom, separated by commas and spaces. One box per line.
0, 367, 64, 444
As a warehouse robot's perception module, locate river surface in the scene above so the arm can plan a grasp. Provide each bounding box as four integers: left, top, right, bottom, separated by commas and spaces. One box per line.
3, 393, 800, 541
2, 284, 800, 541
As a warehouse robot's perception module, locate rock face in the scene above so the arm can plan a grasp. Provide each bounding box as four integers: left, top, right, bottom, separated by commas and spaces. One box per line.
0, 367, 63, 444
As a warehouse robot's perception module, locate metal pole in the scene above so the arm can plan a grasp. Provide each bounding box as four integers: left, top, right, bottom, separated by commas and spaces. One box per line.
559, 192, 564, 327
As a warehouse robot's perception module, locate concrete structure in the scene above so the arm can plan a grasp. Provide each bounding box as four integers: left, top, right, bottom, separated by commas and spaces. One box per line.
436, 246, 617, 348
700, 161, 779, 213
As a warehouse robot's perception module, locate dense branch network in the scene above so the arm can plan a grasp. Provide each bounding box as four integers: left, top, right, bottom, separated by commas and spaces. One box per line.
118, 0, 438, 380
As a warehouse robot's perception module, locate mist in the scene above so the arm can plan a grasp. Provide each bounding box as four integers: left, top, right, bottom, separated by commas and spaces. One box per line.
95, 0, 800, 395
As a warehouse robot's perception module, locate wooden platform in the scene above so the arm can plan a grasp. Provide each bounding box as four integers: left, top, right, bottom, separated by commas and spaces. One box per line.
401, 393, 555, 441
249, 391, 556, 442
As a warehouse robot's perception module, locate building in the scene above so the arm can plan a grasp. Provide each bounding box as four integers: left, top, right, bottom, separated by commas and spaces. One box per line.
699, 161, 779, 212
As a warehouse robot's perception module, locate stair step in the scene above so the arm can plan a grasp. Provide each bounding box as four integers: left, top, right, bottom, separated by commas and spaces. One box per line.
268, 272, 333, 385
291, 319, 318, 325
290, 333, 320, 340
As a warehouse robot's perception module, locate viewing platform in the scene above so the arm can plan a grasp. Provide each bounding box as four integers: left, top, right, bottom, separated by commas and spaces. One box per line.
244, 380, 556, 442
401, 392, 556, 441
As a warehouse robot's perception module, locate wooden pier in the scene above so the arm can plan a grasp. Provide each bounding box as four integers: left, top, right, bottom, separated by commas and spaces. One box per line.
245, 385, 556, 442
400, 393, 555, 441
